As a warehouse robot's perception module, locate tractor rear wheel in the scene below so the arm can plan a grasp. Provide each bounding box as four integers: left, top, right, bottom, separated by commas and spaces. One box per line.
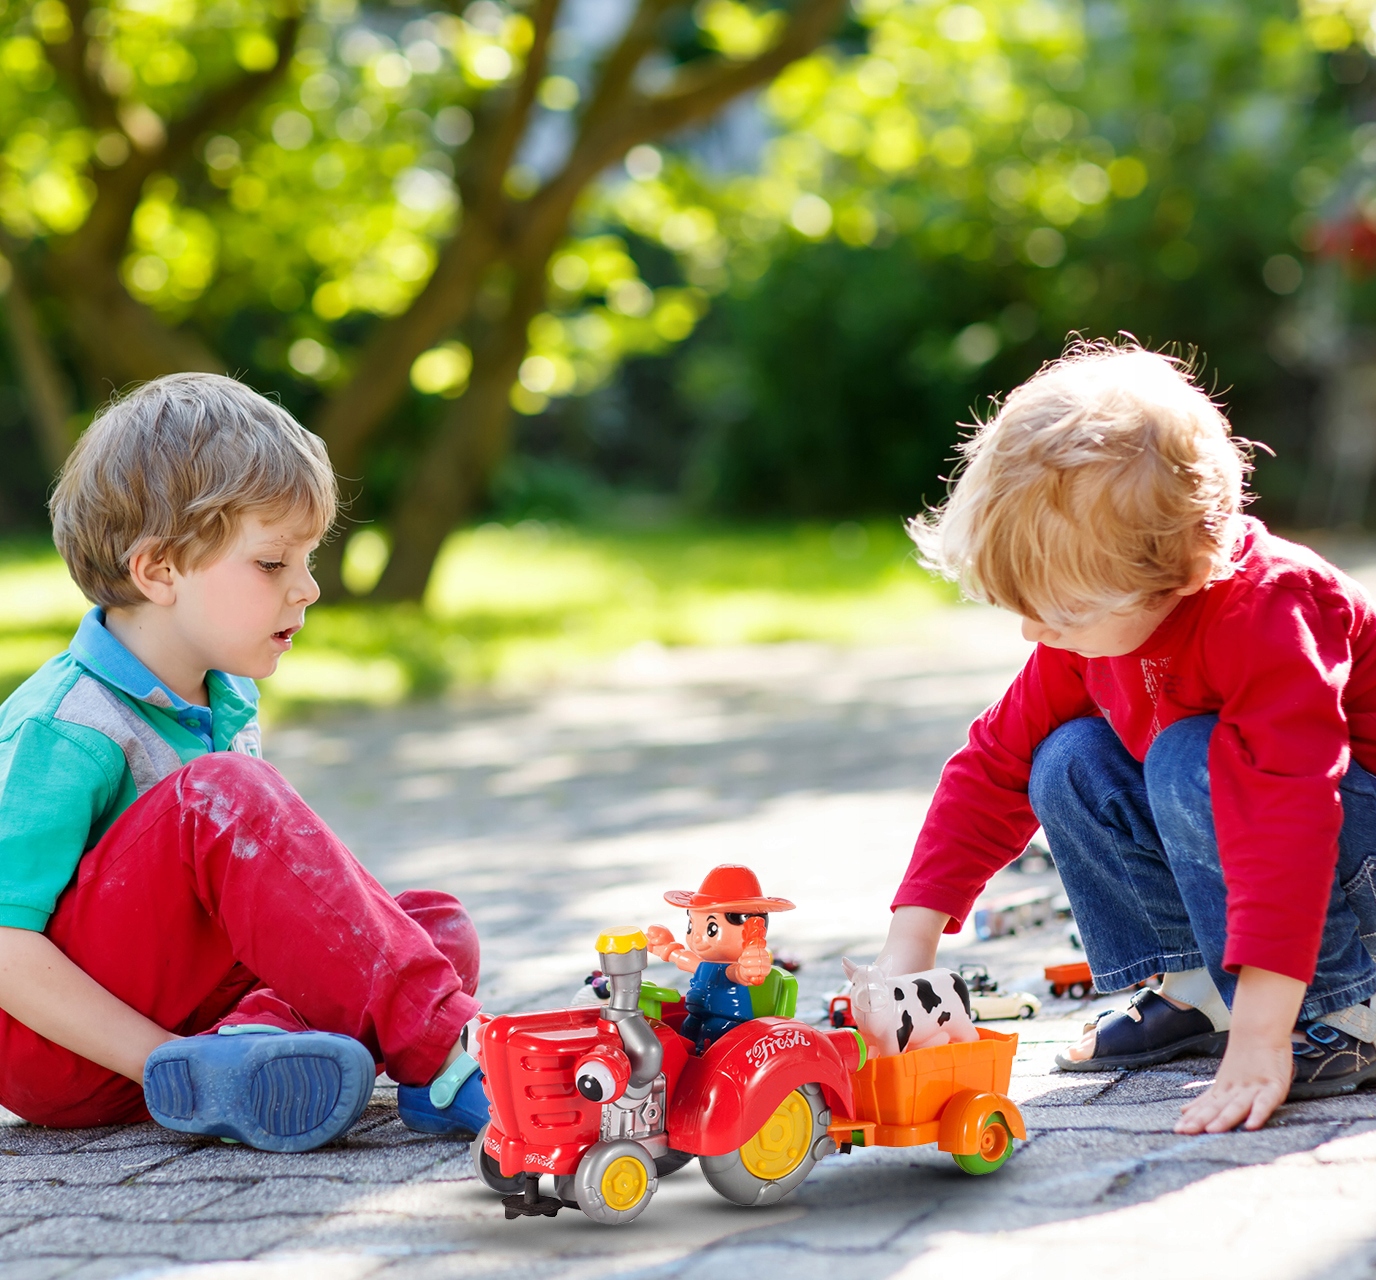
700, 1083, 832, 1207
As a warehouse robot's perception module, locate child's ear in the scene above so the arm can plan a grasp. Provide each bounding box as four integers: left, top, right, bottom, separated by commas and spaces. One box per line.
1175, 555, 1213, 598
125, 544, 179, 606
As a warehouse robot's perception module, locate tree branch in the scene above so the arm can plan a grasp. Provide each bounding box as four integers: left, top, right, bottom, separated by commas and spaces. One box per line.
516, 0, 845, 256
462, 0, 562, 216
162, 14, 301, 172
44, 0, 121, 133
575, 0, 675, 142
53, 12, 300, 279
640, 0, 846, 135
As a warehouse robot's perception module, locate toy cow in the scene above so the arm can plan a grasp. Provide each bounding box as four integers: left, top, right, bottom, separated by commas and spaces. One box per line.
841, 959, 979, 1056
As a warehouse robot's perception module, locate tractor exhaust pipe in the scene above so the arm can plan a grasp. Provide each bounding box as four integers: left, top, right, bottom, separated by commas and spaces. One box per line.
596, 930, 664, 1091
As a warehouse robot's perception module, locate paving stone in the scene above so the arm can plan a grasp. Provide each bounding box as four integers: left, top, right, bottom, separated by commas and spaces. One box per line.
0, 1215, 305, 1262
0, 1260, 88, 1280
60, 1259, 182, 1280
0, 1181, 240, 1222
15, 607, 1376, 1278
0, 1149, 179, 1186
131, 1144, 448, 1186
73, 1126, 198, 1154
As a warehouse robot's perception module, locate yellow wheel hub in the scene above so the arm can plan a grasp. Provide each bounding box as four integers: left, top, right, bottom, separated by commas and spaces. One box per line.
601, 1155, 650, 1211
740, 1089, 812, 1181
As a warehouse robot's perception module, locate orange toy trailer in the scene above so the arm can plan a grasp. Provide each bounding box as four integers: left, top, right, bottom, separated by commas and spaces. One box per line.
826, 1028, 1026, 1175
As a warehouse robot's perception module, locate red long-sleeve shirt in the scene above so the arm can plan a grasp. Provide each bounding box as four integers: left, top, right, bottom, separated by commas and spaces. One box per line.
894, 518, 1376, 983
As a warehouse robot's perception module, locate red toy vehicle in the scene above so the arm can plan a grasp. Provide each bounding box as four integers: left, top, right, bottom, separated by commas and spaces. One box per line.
1045, 961, 1096, 999
471, 929, 1026, 1224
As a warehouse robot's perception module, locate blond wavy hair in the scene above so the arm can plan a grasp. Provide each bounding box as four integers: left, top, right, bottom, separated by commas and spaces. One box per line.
51, 373, 338, 609
909, 340, 1251, 626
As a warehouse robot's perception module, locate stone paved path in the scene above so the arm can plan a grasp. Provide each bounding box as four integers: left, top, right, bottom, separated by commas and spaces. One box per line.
7, 588, 1376, 1279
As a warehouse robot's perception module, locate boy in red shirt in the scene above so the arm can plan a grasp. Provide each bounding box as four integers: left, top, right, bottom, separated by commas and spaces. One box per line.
878, 342, 1376, 1134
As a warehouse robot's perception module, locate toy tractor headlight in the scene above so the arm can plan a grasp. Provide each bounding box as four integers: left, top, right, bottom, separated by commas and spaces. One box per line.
574, 1046, 630, 1104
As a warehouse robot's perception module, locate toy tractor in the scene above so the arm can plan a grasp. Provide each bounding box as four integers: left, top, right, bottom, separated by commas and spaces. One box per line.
471, 928, 1026, 1225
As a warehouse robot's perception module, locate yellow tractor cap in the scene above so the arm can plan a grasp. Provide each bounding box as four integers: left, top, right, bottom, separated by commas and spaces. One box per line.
596, 927, 648, 955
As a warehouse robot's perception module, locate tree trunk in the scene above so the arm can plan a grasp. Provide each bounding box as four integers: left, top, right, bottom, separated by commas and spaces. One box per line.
0, 254, 76, 474
370, 265, 549, 601
46, 256, 223, 391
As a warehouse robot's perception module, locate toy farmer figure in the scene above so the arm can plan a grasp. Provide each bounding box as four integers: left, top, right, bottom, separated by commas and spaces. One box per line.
646, 864, 795, 1051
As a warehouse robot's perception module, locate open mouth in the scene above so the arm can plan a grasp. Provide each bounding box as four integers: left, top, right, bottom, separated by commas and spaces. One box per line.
272, 626, 300, 643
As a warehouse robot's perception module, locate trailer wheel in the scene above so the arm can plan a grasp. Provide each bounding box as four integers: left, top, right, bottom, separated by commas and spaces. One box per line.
470, 1124, 524, 1195
951, 1112, 1015, 1176
700, 1083, 832, 1207
1068, 982, 1090, 999
573, 1139, 658, 1225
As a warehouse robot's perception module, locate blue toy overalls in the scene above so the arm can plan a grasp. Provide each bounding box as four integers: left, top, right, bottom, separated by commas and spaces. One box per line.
681, 961, 753, 1050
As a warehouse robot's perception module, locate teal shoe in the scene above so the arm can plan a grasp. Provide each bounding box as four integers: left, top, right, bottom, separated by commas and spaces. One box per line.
396, 1051, 490, 1136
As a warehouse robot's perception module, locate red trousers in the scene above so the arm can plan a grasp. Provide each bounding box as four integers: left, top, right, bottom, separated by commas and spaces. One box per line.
0, 752, 480, 1127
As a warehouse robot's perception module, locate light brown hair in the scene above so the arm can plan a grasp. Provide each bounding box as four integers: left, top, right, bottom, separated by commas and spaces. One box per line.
50, 373, 337, 608
910, 340, 1251, 626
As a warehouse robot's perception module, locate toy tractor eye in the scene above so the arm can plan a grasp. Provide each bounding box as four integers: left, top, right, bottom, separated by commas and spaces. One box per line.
576, 1060, 617, 1102
706, 921, 719, 938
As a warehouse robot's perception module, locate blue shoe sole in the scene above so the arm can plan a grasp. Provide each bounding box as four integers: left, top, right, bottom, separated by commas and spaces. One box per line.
397, 1070, 490, 1136
144, 1032, 376, 1153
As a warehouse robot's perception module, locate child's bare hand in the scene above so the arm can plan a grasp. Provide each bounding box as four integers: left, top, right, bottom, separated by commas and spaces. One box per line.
1174, 1040, 1292, 1133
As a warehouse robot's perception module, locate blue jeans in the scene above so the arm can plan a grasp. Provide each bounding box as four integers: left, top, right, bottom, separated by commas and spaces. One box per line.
1030, 716, 1376, 1022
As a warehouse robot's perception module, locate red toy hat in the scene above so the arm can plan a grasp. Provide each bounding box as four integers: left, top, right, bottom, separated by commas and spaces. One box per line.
663, 864, 795, 914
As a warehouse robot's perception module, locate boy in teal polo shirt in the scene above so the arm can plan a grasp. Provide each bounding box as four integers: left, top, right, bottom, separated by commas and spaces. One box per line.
0, 373, 488, 1150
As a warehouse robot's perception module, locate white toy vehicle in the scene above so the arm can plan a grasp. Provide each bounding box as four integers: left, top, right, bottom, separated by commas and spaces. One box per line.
959, 965, 1040, 1021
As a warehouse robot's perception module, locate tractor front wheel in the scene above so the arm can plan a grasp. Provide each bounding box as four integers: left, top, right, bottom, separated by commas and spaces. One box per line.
470, 1124, 525, 1195
573, 1140, 659, 1225
700, 1083, 832, 1207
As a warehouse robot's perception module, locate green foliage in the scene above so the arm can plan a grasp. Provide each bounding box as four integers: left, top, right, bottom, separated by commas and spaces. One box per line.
0, 521, 952, 711
583, 0, 1351, 517
1, 0, 1373, 534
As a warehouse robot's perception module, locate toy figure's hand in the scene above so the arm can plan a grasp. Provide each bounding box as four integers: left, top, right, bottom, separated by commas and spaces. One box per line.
734, 944, 773, 985
645, 925, 675, 957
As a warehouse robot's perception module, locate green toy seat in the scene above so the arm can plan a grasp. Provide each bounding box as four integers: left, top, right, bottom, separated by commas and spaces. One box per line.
637, 969, 797, 1021
749, 966, 798, 1019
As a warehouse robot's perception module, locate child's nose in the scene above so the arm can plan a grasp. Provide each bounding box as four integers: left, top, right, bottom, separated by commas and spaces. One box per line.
1021, 617, 1055, 644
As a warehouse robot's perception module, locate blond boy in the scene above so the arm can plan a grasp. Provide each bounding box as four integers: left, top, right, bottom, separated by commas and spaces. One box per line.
0, 374, 487, 1149
879, 343, 1376, 1133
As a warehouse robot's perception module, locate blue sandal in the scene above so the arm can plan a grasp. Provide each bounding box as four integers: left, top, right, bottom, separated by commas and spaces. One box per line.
144, 1026, 376, 1152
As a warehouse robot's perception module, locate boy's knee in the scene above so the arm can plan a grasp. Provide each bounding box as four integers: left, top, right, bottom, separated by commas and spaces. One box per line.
174, 752, 294, 814
1029, 717, 1118, 815
1144, 715, 1216, 813
396, 890, 480, 995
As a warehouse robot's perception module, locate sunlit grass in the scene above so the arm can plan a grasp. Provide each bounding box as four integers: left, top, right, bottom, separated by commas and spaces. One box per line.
0, 521, 954, 714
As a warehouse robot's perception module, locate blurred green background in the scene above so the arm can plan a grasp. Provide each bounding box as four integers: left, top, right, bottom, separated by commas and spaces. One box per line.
5, 0, 1376, 710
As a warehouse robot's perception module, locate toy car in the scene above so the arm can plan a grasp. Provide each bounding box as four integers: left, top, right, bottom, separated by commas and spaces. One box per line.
956, 964, 1039, 1020
471, 928, 1026, 1225
970, 990, 1040, 1020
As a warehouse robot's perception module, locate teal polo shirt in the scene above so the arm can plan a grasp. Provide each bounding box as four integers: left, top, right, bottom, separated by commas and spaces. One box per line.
0, 609, 261, 931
